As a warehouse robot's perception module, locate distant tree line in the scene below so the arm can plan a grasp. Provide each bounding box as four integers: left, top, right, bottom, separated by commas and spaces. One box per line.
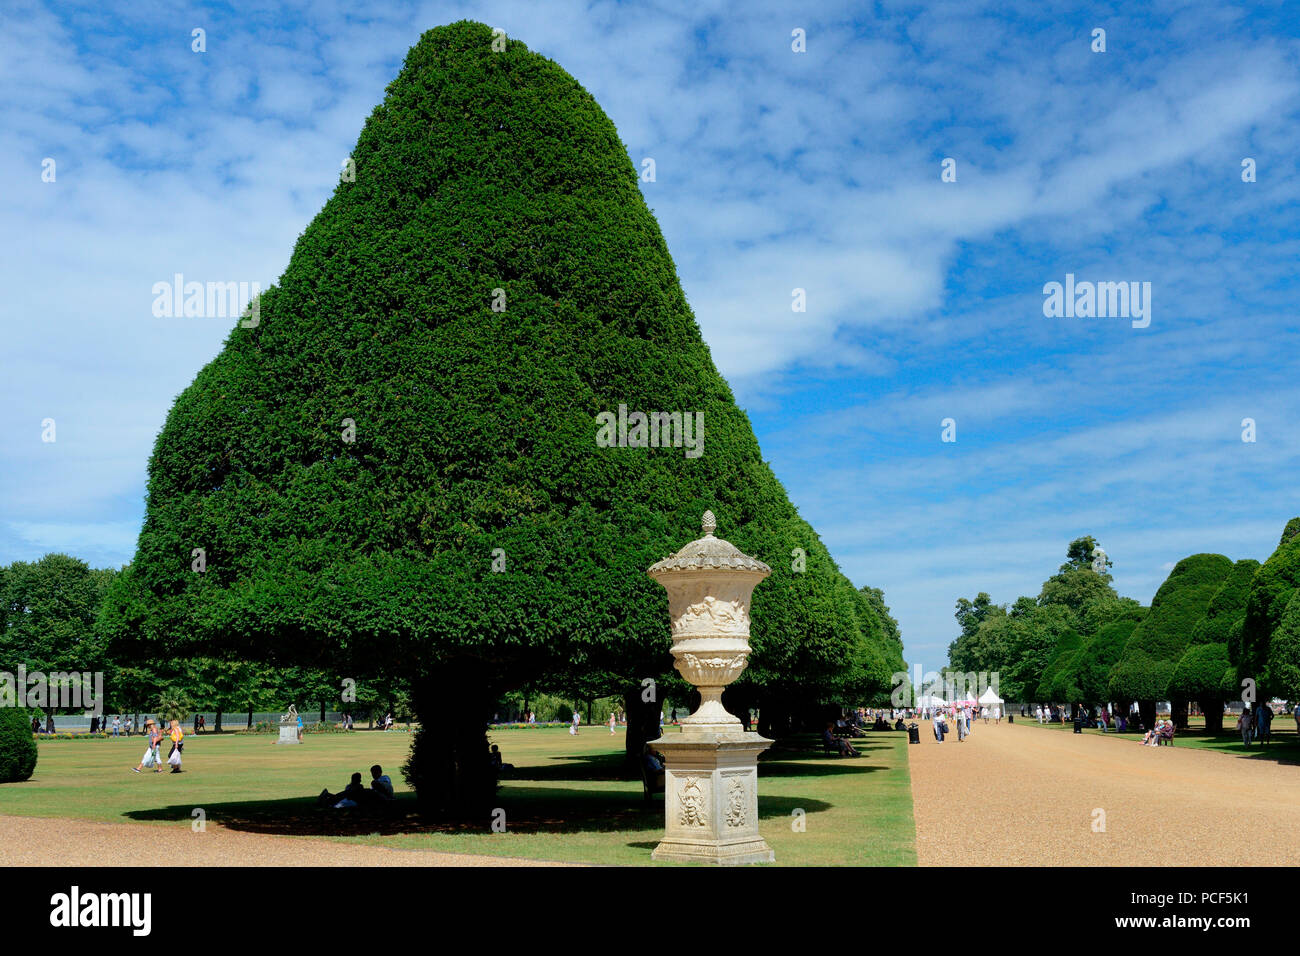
948, 520, 1300, 732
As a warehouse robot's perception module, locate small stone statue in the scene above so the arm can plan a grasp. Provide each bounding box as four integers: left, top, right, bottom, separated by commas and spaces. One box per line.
280, 704, 298, 727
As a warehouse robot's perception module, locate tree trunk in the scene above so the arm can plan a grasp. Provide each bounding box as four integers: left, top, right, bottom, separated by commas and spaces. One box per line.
247, 708, 253, 730
1171, 699, 1189, 730
406, 672, 497, 818
320, 701, 326, 723
623, 686, 662, 771
1138, 700, 1156, 733
1202, 699, 1224, 734
723, 686, 753, 731
757, 699, 784, 739
214, 710, 223, 734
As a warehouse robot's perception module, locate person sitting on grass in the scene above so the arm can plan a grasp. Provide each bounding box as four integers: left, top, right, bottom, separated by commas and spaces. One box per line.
318, 772, 368, 808
822, 723, 859, 757
487, 745, 514, 775
370, 764, 395, 801
642, 744, 665, 773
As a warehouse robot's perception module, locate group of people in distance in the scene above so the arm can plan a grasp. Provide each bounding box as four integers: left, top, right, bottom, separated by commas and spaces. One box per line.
131, 718, 186, 773
317, 764, 395, 809
930, 706, 974, 742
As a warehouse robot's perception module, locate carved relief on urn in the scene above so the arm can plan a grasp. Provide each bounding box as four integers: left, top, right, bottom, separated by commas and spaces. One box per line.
648, 511, 771, 732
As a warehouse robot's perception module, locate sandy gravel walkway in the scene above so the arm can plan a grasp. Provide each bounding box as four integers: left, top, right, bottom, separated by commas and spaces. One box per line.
0, 814, 573, 867
909, 721, 1300, 866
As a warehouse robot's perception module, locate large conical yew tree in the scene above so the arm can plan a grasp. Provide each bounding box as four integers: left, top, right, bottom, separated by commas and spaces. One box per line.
99, 21, 893, 815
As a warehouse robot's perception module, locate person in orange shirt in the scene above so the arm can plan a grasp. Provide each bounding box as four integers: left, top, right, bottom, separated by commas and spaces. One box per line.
167, 719, 185, 773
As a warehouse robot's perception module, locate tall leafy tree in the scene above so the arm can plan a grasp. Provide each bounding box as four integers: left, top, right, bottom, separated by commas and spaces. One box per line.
0, 554, 116, 675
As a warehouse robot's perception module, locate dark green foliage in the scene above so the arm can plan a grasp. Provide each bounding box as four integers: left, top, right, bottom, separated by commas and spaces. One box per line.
1037, 628, 1082, 701
1239, 519, 1300, 694
1110, 554, 1232, 703
1191, 559, 1259, 647
1068, 616, 1140, 704
0, 708, 37, 783
1169, 643, 1231, 702
1265, 592, 1300, 699
1172, 559, 1259, 729
1107, 651, 1173, 705
98, 21, 894, 808
987, 603, 1076, 703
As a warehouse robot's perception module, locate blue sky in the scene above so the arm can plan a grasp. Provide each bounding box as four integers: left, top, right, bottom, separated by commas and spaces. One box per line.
2, 0, 1298, 672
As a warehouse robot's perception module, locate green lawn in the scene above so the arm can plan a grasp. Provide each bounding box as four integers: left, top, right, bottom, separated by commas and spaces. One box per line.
0, 726, 917, 866
1015, 715, 1300, 762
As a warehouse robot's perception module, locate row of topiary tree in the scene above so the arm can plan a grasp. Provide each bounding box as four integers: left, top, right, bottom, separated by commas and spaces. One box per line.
949, 519, 1300, 732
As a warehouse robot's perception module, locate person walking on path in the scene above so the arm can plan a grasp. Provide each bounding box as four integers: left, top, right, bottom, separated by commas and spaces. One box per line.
167, 719, 185, 772
932, 710, 945, 743
569, 708, 580, 736
133, 719, 164, 773
1036, 705, 1044, 724
112, 716, 120, 737
1238, 707, 1253, 748
608, 712, 616, 735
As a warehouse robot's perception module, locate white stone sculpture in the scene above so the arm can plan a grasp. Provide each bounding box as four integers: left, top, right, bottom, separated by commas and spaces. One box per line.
646, 510, 775, 864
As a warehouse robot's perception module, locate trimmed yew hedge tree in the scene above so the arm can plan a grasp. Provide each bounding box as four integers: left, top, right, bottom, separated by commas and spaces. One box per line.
1064, 614, 1141, 707
1239, 517, 1300, 698
1109, 554, 1232, 729
98, 21, 895, 814
1171, 558, 1259, 732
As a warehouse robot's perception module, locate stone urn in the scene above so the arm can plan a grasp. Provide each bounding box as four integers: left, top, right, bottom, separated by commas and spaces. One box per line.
646, 510, 775, 864
648, 510, 770, 731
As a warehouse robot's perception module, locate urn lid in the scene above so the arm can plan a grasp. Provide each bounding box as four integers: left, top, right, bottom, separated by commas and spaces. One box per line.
647, 511, 772, 576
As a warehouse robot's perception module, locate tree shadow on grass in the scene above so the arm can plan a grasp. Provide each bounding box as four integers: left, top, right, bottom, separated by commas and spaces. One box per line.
1175, 733, 1300, 765
124, 786, 833, 838
506, 751, 629, 782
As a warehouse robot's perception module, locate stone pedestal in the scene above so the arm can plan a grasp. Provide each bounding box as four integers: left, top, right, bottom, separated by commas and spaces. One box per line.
652, 731, 774, 864
646, 511, 775, 865
277, 725, 299, 745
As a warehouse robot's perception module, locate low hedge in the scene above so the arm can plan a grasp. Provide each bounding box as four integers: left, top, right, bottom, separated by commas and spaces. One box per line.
0, 708, 39, 782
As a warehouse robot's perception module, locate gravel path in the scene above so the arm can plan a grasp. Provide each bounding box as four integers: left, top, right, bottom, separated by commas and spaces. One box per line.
0, 814, 574, 867
909, 720, 1300, 866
